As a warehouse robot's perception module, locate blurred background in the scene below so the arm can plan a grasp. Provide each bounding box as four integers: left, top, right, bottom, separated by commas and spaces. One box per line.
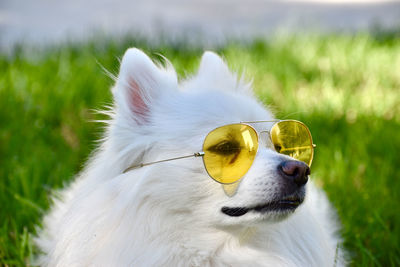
1, 0, 400, 266
1, 0, 400, 50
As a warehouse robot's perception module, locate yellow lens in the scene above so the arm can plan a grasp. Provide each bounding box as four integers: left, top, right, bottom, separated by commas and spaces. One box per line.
270, 120, 314, 166
202, 124, 258, 184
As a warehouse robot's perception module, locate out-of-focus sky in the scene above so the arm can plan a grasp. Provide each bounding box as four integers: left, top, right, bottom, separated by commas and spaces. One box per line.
1, 0, 399, 49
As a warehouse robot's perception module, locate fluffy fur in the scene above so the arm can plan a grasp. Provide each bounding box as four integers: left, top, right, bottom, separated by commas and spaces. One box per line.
36, 49, 345, 266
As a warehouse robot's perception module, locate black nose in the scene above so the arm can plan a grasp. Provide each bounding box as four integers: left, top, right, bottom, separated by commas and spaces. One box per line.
278, 160, 310, 186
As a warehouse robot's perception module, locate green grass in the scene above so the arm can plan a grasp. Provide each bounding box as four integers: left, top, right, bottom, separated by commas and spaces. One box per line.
1, 34, 400, 266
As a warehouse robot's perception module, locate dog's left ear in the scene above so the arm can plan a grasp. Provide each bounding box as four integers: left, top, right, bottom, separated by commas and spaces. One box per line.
114, 48, 177, 124
197, 51, 232, 82
195, 51, 251, 94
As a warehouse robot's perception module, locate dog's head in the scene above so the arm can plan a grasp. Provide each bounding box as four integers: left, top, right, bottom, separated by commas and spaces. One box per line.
110, 49, 310, 227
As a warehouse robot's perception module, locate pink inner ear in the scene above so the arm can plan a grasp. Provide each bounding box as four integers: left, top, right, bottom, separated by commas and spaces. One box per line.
128, 78, 149, 123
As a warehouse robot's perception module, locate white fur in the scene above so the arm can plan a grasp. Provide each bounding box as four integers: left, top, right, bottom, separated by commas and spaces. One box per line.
35, 49, 346, 266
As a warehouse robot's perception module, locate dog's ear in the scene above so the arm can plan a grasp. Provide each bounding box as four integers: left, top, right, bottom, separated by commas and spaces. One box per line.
114, 48, 177, 124
195, 51, 251, 94
197, 51, 231, 81
196, 51, 253, 96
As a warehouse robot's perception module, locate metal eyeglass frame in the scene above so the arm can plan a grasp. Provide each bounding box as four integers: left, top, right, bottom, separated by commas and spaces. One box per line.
123, 120, 316, 175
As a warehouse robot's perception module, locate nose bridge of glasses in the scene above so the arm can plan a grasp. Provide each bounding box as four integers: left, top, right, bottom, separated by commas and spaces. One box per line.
258, 130, 272, 147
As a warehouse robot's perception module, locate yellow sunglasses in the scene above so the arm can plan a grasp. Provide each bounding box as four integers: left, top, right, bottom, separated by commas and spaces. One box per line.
124, 120, 315, 184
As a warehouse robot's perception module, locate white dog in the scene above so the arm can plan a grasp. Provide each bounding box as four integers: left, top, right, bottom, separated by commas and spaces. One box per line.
36, 49, 345, 266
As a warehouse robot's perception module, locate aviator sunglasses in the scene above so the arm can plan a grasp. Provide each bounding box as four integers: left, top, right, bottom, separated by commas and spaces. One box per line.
124, 120, 315, 184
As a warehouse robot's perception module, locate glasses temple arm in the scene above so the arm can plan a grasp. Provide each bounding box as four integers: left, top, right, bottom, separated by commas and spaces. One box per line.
123, 152, 205, 173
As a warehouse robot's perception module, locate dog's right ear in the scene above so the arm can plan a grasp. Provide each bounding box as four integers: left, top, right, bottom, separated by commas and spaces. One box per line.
114, 48, 177, 124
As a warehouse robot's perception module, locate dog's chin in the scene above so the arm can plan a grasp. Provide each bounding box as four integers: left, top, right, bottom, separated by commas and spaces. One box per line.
220, 194, 305, 222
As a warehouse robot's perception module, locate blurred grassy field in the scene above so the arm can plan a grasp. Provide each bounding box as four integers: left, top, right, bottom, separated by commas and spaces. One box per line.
1, 34, 399, 266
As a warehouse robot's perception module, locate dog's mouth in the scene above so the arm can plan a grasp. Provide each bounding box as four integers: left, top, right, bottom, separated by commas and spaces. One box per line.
221, 195, 304, 217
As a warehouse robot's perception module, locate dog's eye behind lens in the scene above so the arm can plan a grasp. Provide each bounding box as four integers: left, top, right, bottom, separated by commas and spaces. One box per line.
207, 140, 241, 155
274, 144, 282, 153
